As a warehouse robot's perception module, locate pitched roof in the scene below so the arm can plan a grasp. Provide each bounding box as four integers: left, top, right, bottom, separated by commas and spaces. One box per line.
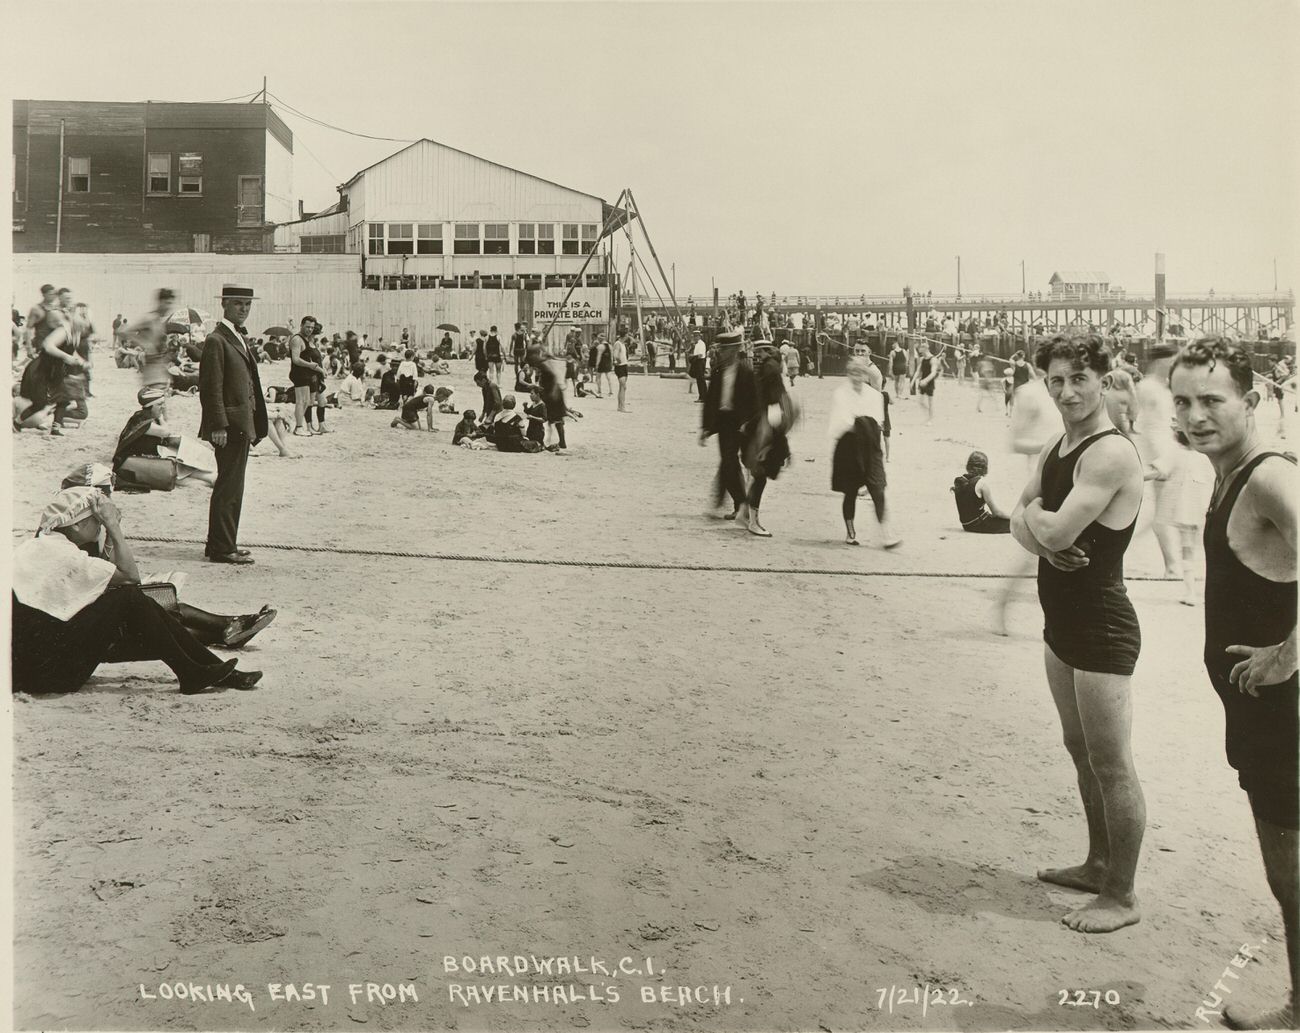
338, 138, 605, 204
1049, 271, 1110, 284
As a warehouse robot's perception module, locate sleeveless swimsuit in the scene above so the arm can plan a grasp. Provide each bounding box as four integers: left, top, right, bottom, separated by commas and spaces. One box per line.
1037, 429, 1141, 675
1203, 452, 1298, 829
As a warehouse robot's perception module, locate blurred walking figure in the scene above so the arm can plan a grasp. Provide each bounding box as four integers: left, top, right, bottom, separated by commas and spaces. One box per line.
126, 288, 175, 390
1133, 343, 1182, 578
699, 329, 754, 520
829, 358, 898, 547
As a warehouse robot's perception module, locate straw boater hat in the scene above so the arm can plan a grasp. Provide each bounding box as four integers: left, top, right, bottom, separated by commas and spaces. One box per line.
715, 328, 743, 347
217, 284, 257, 301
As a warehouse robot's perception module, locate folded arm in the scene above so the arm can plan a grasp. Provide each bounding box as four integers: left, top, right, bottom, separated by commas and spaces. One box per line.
1024, 437, 1132, 552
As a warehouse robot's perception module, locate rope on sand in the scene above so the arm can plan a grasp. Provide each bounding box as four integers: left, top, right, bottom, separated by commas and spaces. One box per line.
110, 534, 1182, 582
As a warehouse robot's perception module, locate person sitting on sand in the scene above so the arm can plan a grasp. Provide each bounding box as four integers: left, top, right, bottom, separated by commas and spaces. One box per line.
60, 461, 279, 648
951, 450, 1011, 533
11, 488, 262, 695
452, 409, 480, 446
434, 385, 457, 413
113, 386, 218, 488
515, 362, 540, 394
491, 395, 541, 453
337, 364, 368, 406
376, 360, 401, 409
391, 384, 438, 431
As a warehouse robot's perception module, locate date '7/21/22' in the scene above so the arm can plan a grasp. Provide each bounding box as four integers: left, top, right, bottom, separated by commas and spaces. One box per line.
1059, 989, 1122, 1008
876, 985, 974, 1016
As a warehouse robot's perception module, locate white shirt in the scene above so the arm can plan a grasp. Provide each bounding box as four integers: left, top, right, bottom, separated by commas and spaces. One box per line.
827, 381, 884, 444
692, 339, 706, 358
397, 360, 418, 379
218, 318, 249, 358
339, 375, 367, 403
12, 536, 115, 621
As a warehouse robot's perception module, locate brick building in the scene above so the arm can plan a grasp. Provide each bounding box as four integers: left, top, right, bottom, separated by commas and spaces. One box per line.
12, 99, 293, 254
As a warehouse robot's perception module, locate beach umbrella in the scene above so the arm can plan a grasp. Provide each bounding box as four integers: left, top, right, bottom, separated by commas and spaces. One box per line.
168, 306, 208, 325
436, 323, 460, 333
263, 326, 291, 337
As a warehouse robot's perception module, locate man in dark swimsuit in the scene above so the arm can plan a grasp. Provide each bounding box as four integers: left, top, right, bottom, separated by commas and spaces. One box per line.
1011, 334, 1146, 934
1171, 338, 1297, 1030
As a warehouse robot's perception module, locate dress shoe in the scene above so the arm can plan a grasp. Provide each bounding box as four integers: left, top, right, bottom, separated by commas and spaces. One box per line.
219, 668, 263, 691
208, 552, 254, 565
180, 659, 237, 695
234, 548, 251, 556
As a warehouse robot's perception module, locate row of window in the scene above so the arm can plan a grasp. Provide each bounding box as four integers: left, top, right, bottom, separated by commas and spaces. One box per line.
147, 152, 205, 195
360, 222, 600, 257
55, 154, 206, 195
363, 272, 609, 291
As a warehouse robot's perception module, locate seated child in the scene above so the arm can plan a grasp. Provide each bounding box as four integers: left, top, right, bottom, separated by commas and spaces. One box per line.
391, 384, 438, 431
434, 385, 457, 413
523, 388, 547, 445
492, 395, 540, 453
376, 360, 401, 409
452, 409, 480, 445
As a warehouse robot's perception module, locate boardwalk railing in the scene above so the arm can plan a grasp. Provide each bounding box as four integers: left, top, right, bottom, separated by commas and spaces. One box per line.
624, 290, 1295, 310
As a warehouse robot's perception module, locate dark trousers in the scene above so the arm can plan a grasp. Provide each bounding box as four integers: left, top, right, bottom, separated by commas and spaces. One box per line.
207, 429, 249, 557
695, 370, 708, 397
12, 588, 222, 694
713, 412, 746, 510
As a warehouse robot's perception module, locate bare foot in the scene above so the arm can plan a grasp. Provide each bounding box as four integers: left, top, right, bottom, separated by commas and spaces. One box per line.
1223, 996, 1298, 1030
1037, 862, 1106, 893
1061, 894, 1140, 933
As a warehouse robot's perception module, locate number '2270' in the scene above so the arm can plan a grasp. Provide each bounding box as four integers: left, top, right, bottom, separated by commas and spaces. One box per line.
1059, 990, 1120, 1008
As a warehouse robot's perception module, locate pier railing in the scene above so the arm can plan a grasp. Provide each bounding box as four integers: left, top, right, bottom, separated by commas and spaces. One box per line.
622, 290, 1295, 310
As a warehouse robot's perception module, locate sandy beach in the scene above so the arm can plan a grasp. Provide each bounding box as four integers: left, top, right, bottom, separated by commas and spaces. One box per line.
10, 356, 1295, 1032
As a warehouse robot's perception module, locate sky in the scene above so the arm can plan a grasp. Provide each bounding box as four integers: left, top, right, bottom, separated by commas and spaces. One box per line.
6, 0, 1299, 298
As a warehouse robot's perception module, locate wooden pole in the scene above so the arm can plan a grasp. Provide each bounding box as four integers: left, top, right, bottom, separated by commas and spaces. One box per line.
55, 119, 65, 253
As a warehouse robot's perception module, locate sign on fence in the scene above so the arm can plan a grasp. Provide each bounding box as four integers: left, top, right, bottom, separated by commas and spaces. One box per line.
531, 288, 606, 325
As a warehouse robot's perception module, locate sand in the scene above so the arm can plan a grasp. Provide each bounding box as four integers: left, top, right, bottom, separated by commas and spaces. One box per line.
9, 355, 1296, 1032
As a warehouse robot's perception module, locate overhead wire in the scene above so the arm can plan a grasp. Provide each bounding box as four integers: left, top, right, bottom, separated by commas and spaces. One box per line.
267, 103, 342, 183
266, 91, 416, 144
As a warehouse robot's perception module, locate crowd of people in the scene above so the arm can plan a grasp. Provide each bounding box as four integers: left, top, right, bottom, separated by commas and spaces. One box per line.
10, 276, 1300, 1029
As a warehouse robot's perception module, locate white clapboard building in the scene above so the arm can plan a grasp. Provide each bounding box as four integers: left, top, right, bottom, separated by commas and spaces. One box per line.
268, 138, 624, 344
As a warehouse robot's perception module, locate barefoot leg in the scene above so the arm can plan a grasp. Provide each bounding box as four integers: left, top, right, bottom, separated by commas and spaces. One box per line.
1059, 665, 1146, 933
1038, 645, 1111, 893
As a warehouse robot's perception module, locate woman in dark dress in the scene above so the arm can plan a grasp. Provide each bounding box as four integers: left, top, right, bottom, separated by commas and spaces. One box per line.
18, 308, 85, 434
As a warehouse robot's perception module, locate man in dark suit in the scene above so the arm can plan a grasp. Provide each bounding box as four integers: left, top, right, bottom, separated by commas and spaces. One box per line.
199, 284, 268, 564
699, 329, 757, 520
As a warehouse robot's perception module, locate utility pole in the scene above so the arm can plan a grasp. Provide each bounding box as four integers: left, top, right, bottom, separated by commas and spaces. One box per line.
1155, 252, 1166, 342
1275, 257, 1278, 292
956, 255, 961, 299
1021, 259, 1025, 296
55, 119, 65, 253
